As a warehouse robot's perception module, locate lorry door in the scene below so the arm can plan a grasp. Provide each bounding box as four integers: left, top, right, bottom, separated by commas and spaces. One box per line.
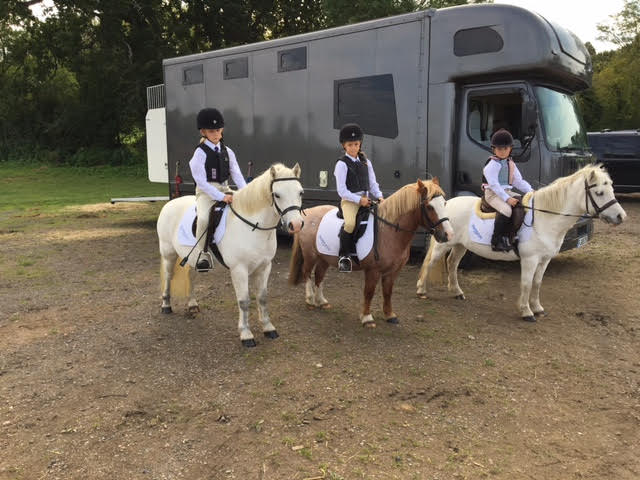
456, 83, 540, 195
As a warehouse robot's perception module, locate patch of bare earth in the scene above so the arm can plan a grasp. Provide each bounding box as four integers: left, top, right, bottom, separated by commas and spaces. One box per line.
0, 199, 638, 480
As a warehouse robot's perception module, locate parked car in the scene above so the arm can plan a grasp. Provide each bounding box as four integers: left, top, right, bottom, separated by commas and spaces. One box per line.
588, 130, 640, 193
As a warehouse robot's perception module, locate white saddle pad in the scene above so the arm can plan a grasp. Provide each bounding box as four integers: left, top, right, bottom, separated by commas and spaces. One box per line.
177, 204, 228, 247
468, 200, 534, 245
316, 208, 374, 260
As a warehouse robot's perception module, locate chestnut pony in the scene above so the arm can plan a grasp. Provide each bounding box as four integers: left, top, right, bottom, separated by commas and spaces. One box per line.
289, 179, 453, 327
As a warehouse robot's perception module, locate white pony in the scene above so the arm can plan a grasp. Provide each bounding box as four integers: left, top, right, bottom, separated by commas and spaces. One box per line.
416, 165, 627, 321
157, 163, 304, 346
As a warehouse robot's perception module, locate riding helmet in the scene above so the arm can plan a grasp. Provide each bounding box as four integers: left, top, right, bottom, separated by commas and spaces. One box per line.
490, 128, 514, 147
339, 123, 364, 143
197, 108, 224, 129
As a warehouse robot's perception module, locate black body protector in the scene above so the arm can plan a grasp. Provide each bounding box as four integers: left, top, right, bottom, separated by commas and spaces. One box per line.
337, 154, 370, 194
199, 142, 230, 183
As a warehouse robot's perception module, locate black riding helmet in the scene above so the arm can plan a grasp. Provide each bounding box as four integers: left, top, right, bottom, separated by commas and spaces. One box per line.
490, 128, 514, 147
197, 108, 224, 129
339, 123, 364, 143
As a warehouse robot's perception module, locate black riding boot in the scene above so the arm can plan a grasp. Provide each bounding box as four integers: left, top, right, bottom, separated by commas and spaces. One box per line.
491, 214, 513, 252
338, 228, 355, 272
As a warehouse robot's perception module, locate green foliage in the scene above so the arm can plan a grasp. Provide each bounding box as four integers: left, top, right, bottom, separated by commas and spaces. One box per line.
597, 0, 640, 47
1, 0, 492, 165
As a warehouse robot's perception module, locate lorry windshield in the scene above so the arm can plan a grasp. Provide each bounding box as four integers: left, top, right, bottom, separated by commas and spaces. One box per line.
534, 86, 588, 151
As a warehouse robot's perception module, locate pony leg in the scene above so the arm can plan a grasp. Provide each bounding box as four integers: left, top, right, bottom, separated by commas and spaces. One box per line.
313, 260, 331, 308
186, 266, 199, 314
230, 266, 255, 347
447, 245, 468, 300
303, 257, 319, 308
530, 257, 552, 316
518, 256, 539, 321
381, 269, 401, 324
416, 242, 450, 297
252, 262, 278, 339
160, 252, 177, 314
360, 269, 381, 327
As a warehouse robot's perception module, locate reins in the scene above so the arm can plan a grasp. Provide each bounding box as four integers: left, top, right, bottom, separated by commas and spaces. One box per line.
370, 194, 449, 235
229, 176, 303, 231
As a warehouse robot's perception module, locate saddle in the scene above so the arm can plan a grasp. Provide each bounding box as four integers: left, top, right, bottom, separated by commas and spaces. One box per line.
480, 194, 526, 244
191, 201, 228, 268
336, 204, 370, 243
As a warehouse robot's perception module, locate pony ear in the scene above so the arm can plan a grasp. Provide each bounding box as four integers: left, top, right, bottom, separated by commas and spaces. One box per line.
432, 176, 440, 186
292, 162, 301, 178
588, 168, 598, 184
269, 166, 276, 179
417, 179, 428, 196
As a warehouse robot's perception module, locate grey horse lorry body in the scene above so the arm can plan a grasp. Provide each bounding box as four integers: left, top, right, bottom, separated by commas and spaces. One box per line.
146, 3, 595, 251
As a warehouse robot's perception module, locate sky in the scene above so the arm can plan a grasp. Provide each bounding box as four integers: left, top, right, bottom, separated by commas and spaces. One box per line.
30, 0, 624, 52
494, 0, 624, 52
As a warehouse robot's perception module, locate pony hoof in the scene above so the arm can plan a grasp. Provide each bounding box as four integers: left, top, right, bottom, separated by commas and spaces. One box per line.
241, 338, 257, 347
363, 322, 377, 329
386, 317, 399, 325
264, 330, 279, 339
534, 310, 546, 317
306, 304, 316, 310
522, 316, 537, 323
319, 303, 332, 310
417, 293, 428, 299
455, 294, 465, 300
161, 306, 172, 314
188, 305, 200, 314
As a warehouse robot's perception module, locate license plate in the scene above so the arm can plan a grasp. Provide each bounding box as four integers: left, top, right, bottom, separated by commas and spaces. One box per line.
576, 235, 588, 248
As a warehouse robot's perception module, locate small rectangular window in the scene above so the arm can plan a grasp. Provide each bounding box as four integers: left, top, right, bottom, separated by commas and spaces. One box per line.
333, 74, 398, 139
278, 47, 307, 72
182, 64, 203, 85
224, 57, 248, 80
454, 27, 504, 57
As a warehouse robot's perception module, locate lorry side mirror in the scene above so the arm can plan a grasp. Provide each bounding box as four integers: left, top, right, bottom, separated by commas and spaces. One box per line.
521, 93, 538, 135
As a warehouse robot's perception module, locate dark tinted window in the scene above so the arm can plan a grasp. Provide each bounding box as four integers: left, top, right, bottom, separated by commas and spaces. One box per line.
224, 57, 248, 80
182, 64, 203, 85
454, 27, 504, 57
278, 47, 307, 72
467, 92, 523, 148
334, 74, 398, 139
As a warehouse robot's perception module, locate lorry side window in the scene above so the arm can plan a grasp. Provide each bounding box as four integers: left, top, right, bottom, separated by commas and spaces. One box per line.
182, 64, 203, 85
467, 93, 522, 148
333, 74, 398, 139
278, 47, 307, 72
454, 27, 504, 57
224, 57, 249, 80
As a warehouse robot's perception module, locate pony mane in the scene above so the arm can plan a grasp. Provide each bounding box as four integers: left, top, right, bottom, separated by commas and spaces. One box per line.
534, 164, 611, 212
378, 180, 445, 224
232, 163, 294, 214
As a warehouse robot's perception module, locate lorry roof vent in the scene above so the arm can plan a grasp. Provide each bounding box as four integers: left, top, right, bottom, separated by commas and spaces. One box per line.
278, 46, 307, 72
146, 84, 165, 109
454, 27, 504, 57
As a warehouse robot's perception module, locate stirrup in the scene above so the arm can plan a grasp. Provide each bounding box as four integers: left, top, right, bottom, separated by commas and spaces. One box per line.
195, 251, 213, 272
338, 256, 352, 273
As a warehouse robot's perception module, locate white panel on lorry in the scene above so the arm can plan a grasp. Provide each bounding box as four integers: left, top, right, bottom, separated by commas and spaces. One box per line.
146, 107, 168, 183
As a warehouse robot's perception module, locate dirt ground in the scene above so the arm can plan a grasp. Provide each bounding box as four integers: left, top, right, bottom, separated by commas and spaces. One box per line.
1, 196, 639, 480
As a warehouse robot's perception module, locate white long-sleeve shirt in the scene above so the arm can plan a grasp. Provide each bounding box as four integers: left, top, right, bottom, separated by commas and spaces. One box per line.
333, 154, 383, 204
483, 157, 532, 202
189, 139, 247, 201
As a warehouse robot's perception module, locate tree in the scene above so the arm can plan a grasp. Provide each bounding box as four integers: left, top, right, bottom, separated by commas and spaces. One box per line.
597, 0, 640, 47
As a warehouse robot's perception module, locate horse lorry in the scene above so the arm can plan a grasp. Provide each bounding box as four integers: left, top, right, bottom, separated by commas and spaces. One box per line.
145, 3, 595, 251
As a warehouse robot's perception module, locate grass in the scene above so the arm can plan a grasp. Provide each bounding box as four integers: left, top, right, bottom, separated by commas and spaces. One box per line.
0, 162, 168, 214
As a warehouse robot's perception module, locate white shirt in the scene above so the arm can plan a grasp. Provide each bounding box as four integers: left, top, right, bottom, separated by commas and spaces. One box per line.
483, 157, 533, 202
189, 139, 247, 201
333, 154, 383, 204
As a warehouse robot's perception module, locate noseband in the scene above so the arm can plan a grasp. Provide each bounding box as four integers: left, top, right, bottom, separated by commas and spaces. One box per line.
585, 179, 619, 218
421, 193, 449, 234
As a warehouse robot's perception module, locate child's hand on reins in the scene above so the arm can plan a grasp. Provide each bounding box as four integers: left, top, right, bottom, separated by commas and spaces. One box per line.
223, 194, 233, 204
507, 197, 519, 207
359, 196, 371, 207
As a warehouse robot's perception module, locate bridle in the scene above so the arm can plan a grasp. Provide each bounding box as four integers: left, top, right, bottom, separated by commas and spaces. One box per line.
229, 177, 304, 231
523, 178, 619, 219
371, 192, 449, 235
